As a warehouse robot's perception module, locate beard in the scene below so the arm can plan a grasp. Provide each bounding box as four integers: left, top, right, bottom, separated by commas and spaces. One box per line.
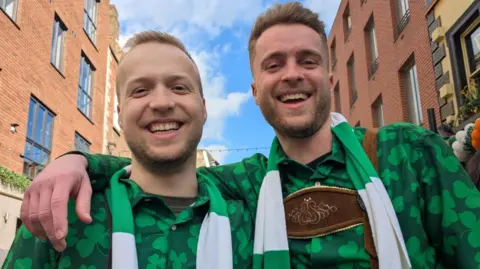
125, 128, 202, 175
260, 90, 332, 139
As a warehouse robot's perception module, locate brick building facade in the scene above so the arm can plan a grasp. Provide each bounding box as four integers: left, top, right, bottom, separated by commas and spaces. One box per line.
0, 0, 116, 177
101, 5, 131, 158
328, 0, 440, 129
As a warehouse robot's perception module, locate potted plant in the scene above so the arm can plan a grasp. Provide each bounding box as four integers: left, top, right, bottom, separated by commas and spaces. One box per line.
459, 79, 480, 121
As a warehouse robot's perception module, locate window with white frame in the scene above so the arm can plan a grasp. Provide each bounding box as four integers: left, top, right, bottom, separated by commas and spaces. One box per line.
77, 54, 95, 119
367, 21, 378, 62
372, 97, 384, 127
348, 55, 357, 105
397, 0, 409, 20
334, 83, 341, 113
83, 0, 99, 43
1, 0, 18, 21
343, 6, 352, 40
403, 61, 422, 125
50, 15, 67, 72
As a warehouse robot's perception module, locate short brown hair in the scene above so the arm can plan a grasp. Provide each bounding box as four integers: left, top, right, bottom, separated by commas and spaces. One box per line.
116, 30, 202, 100
248, 2, 328, 67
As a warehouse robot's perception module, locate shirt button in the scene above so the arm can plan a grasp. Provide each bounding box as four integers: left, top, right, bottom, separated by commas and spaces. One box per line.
171, 225, 177, 231
315, 181, 321, 186
144, 198, 151, 202
91, 180, 97, 184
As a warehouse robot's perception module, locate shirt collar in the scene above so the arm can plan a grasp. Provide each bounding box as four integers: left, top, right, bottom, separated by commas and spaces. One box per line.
116, 176, 210, 209
274, 133, 346, 167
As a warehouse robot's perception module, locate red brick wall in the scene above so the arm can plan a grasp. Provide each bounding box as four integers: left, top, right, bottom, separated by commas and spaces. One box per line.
0, 0, 111, 174
328, 0, 440, 129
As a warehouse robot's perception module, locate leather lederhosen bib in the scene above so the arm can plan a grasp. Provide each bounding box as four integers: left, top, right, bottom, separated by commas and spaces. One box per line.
284, 128, 379, 269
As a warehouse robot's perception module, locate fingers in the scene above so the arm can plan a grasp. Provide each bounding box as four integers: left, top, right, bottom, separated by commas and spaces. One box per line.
20, 192, 33, 234
75, 174, 92, 224
38, 184, 56, 241
50, 183, 69, 251
28, 190, 47, 241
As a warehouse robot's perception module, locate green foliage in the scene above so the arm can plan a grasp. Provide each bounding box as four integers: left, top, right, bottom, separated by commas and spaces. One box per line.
0, 166, 31, 192
459, 80, 480, 120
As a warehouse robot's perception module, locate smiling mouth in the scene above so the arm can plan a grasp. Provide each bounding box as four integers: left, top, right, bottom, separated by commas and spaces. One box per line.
148, 122, 183, 133
277, 93, 311, 104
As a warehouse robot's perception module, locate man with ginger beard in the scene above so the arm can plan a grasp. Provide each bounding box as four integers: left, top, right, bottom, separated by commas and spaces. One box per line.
13, 2, 480, 269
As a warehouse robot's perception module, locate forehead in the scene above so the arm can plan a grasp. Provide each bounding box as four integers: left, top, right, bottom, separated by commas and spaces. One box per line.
255, 24, 324, 58
119, 42, 199, 83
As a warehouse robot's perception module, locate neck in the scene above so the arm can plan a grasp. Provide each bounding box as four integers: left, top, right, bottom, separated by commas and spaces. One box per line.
276, 117, 333, 164
130, 154, 198, 198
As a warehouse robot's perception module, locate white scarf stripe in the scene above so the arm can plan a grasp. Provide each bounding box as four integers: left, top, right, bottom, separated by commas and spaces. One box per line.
197, 212, 233, 269
264, 171, 289, 251
112, 233, 138, 269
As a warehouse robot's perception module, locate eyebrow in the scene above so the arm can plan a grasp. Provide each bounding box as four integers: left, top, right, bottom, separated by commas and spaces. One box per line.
260, 51, 286, 66
260, 49, 324, 65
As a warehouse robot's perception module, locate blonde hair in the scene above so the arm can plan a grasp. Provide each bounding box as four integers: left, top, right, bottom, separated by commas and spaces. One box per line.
116, 30, 202, 99
248, 2, 328, 67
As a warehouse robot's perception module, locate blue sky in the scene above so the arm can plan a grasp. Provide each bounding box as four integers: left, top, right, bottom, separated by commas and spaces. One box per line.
113, 0, 341, 164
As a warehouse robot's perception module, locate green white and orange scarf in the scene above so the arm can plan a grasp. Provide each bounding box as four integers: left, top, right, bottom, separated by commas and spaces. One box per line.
253, 112, 412, 269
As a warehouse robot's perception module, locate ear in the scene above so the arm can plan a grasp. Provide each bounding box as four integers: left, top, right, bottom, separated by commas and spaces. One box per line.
251, 83, 259, 105
329, 72, 334, 88
202, 98, 208, 124
117, 105, 124, 130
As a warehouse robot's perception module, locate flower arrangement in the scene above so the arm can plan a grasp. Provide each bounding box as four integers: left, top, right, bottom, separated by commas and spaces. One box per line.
458, 80, 480, 120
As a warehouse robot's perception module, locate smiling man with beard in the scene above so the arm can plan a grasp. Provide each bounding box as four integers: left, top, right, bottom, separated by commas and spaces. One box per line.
13, 2, 480, 269
1, 31, 254, 269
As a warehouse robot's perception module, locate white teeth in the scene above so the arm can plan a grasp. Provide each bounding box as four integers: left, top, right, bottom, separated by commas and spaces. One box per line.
150, 122, 180, 132
280, 93, 308, 102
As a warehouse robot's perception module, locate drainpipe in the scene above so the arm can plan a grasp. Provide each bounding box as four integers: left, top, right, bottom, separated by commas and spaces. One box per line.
427, 108, 438, 133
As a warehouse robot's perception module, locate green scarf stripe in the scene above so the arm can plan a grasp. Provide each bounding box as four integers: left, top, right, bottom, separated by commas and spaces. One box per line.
109, 168, 135, 234
201, 178, 228, 217
333, 121, 377, 182
267, 137, 281, 172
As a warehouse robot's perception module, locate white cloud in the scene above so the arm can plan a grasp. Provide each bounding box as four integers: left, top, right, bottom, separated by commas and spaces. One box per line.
112, 0, 253, 145
112, 0, 266, 45
303, 0, 342, 32
190, 49, 251, 142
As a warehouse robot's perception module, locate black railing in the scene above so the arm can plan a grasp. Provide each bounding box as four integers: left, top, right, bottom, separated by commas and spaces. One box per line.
368, 57, 379, 78
396, 9, 410, 37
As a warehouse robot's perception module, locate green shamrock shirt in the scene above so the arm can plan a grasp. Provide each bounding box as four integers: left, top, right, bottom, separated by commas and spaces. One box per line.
5, 123, 480, 268
2, 176, 254, 269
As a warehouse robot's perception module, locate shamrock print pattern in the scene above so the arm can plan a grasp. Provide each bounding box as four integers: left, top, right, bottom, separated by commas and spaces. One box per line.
23, 122, 480, 269
2, 178, 253, 268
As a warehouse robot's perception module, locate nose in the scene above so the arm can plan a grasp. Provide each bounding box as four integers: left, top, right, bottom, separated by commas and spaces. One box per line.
281, 60, 304, 85
148, 86, 176, 112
